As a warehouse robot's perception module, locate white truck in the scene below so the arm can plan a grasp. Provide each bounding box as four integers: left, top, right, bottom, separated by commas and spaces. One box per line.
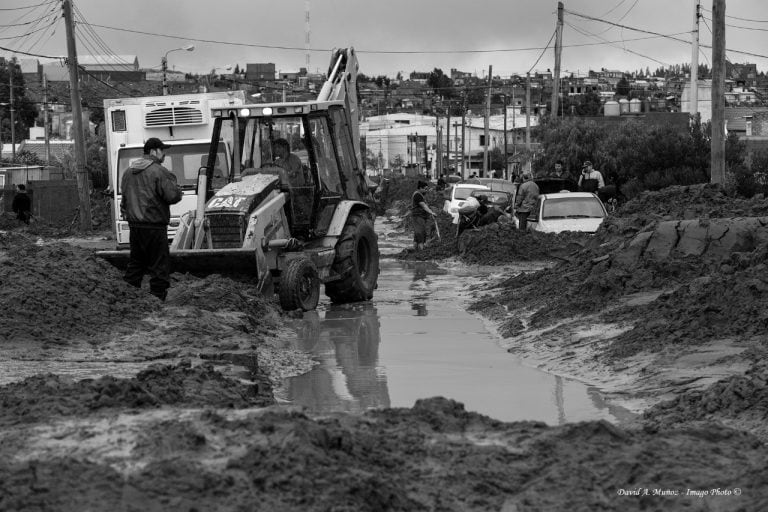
104, 91, 246, 246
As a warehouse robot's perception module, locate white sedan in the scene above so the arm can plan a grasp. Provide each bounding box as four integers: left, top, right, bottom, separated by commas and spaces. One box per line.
527, 192, 607, 233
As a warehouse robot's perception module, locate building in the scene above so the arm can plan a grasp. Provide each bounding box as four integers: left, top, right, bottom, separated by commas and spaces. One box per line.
246, 63, 276, 82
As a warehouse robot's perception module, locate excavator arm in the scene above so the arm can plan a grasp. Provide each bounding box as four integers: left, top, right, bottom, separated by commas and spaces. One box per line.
317, 48, 361, 173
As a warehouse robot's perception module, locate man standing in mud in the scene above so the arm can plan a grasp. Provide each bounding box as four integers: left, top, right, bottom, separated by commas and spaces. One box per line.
12, 184, 31, 224
120, 137, 182, 301
515, 172, 539, 231
411, 180, 437, 250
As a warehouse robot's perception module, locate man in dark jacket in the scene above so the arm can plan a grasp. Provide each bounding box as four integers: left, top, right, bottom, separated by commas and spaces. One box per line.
11, 184, 31, 224
514, 172, 539, 231
120, 137, 182, 301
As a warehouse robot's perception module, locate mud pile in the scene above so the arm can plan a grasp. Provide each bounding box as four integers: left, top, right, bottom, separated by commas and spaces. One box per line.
644, 361, 768, 440
0, 361, 274, 426
1, 397, 766, 511
618, 183, 768, 220
0, 232, 161, 344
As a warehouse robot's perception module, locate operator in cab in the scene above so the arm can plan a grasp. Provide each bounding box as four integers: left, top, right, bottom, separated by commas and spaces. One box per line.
120, 137, 182, 301
273, 138, 306, 186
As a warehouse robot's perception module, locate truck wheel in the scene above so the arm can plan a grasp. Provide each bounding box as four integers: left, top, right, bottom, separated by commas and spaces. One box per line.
279, 258, 320, 311
325, 213, 379, 304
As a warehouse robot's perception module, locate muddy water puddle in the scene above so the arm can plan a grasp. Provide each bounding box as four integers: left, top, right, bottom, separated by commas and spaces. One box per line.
276, 259, 635, 426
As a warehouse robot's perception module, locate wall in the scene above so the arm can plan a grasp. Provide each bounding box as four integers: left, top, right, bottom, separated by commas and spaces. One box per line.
28, 180, 80, 226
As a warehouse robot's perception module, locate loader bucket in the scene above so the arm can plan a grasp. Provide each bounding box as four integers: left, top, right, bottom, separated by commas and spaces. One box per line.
96, 248, 261, 276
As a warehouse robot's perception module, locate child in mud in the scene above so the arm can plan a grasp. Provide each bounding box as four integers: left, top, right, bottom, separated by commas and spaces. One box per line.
411, 180, 437, 250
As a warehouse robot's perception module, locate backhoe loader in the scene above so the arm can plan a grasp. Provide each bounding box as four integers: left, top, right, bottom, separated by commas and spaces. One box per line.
98, 48, 379, 311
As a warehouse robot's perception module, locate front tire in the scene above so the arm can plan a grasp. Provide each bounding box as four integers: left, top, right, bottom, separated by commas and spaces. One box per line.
325, 213, 379, 304
279, 258, 320, 311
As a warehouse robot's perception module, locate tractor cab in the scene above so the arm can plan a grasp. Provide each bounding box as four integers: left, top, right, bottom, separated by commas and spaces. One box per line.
202, 102, 370, 239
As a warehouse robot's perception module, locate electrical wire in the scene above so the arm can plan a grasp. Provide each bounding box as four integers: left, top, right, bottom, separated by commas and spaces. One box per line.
700, 6, 768, 24
565, 20, 670, 67
527, 30, 557, 74
0, 1, 53, 11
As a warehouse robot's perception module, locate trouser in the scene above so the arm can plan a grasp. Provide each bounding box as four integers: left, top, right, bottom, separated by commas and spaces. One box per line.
412, 215, 429, 245
516, 211, 530, 231
124, 225, 170, 301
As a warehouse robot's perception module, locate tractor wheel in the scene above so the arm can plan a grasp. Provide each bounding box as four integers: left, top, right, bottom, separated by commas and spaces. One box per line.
279, 258, 320, 311
325, 213, 379, 304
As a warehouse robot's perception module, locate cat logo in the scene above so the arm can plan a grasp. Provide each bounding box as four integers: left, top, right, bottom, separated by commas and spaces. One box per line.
208, 195, 246, 210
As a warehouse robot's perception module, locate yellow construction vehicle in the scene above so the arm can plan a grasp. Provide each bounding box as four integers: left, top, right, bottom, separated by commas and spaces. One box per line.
98, 48, 379, 311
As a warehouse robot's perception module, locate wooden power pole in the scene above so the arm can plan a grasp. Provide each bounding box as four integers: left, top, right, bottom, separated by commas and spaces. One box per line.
484, 65, 492, 176
63, 0, 92, 231
552, 1, 564, 118
691, 0, 701, 115
711, 0, 726, 184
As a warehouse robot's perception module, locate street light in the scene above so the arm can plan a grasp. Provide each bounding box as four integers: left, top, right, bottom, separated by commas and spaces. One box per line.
162, 44, 195, 96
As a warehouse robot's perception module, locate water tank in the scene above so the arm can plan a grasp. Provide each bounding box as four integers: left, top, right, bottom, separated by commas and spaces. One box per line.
604, 100, 620, 117
619, 98, 630, 114
629, 98, 642, 113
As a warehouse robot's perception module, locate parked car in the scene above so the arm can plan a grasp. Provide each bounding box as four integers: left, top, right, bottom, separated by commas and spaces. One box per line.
527, 192, 607, 233
470, 189, 513, 211
443, 183, 490, 222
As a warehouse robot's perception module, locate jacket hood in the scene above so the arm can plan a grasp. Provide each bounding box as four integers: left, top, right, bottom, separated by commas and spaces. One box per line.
129, 155, 162, 173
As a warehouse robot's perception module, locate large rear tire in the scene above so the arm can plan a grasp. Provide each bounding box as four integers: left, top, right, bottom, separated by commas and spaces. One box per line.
325, 213, 379, 304
279, 258, 320, 311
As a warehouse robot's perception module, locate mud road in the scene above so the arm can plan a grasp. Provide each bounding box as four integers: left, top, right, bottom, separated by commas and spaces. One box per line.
1, 182, 767, 511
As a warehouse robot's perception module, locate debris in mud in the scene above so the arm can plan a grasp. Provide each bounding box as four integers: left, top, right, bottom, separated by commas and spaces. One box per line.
0, 360, 274, 426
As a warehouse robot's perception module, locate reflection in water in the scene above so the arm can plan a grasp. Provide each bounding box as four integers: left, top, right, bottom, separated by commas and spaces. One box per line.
282, 303, 390, 414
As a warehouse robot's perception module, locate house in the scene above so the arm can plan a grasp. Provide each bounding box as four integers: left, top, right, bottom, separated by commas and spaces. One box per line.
409, 71, 430, 84
78, 55, 144, 82
245, 63, 276, 81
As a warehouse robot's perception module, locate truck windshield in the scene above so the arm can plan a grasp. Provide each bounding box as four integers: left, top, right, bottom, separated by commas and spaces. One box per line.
117, 144, 229, 191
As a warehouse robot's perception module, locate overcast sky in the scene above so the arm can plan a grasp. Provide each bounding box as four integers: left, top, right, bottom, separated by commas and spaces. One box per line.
4, 0, 768, 78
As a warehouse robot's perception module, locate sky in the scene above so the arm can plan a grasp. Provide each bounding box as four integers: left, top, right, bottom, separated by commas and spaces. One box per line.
3, 0, 768, 79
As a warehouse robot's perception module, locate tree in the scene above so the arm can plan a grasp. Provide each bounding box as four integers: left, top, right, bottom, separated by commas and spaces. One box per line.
427, 68, 453, 98
616, 77, 630, 97
0, 60, 38, 145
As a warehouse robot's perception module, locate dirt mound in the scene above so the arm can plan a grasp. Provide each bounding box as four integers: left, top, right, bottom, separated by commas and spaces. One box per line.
644, 362, 768, 439
1, 397, 765, 511
0, 233, 161, 344
618, 183, 768, 219
606, 255, 768, 358
0, 361, 274, 426
397, 212, 590, 264
167, 273, 282, 337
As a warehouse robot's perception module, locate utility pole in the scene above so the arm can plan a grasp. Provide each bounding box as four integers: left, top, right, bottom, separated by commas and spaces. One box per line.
503, 94, 508, 179
445, 100, 451, 174
691, 0, 701, 115
63, 0, 92, 231
9, 59, 15, 161
43, 74, 50, 164
711, 0, 726, 184
461, 101, 466, 178
525, 72, 531, 151
484, 65, 492, 177
552, 1, 564, 118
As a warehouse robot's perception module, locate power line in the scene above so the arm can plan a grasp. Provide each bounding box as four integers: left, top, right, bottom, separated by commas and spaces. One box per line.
565, 21, 669, 67
700, 6, 768, 24
0, 1, 54, 11
527, 30, 556, 74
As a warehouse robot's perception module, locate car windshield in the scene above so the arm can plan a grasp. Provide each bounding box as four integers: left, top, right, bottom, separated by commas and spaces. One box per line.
542, 196, 605, 219
454, 187, 483, 200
